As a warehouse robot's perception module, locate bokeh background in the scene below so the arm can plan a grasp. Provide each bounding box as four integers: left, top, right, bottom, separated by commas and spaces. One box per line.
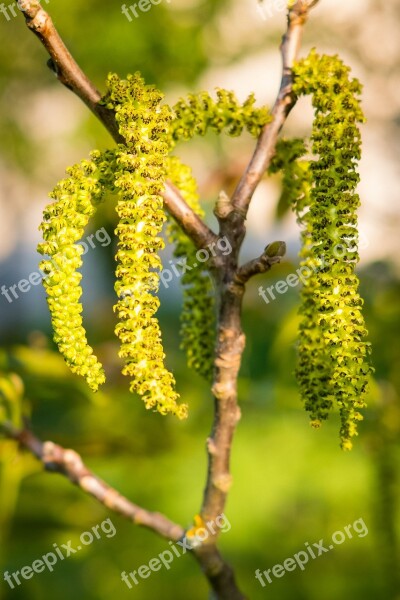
0, 0, 399, 599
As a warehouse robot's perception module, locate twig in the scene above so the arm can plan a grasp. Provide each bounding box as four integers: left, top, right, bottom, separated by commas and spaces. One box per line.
231, 0, 319, 219
2, 421, 245, 598
164, 182, 218, 249
236, 241, 286, 285
2, 422, 184, 541
18, 0, 216, 251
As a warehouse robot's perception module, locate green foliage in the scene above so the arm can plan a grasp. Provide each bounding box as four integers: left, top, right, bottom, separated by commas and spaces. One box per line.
0, 372, 25, 428
290, 50, 373, 449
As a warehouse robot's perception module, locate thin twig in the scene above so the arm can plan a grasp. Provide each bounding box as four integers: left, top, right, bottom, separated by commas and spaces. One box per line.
231, 0, 319, 219
164, 182, 218, 248
18, 0, 216, 251
2, 422, 184, 541
236, 241, 286, 285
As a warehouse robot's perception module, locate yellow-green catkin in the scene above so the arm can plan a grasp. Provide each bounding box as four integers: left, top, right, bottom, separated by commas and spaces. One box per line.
104, 73, 187, 418
37, 151, 115, 391
268, 138, 312, 217
38, 73, 273, 415
171, 89, 271, 142
166, 156, 216, 380
292, 50, 373, 449
166, 89, 271, 377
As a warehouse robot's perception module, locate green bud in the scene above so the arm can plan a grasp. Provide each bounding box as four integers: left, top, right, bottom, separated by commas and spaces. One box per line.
265, 241, 286, 258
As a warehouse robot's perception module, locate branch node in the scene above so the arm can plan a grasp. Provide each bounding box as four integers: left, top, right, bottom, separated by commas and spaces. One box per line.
63, 448, 83, 468
213, 474, 233, 493
207, 437, 218, 456
214, 190, 234, 220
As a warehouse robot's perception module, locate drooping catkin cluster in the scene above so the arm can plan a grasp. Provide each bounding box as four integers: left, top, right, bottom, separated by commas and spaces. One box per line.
38, 61, 372, 434
38, 151, 115, 391
291, 50, 372, 449
166, 89, 271, 378
38, 72, 275, 414
166, 156, 216, 380
103, 73, 186, 418
171, 90, 271, 141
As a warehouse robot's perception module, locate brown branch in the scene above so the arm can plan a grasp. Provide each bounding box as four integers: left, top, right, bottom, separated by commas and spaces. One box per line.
15, 3, 318, 598
3, 422, 184, 541
19, 0, 121, 142
199, 243, 245, 530
193, 545, 247, 600
2, 422, 245, 598
231, 0, 319, 219
164, 182, 218, 249
18, 0, 216, 252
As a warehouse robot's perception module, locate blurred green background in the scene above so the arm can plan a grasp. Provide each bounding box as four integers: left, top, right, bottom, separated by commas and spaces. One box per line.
0, 1, 399, 599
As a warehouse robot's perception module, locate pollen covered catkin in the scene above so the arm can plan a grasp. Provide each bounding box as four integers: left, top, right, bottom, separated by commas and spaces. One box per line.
104, 73, 187, 418
38, 62, 371, 436
171, 89, 271, 142
37, 151, 115, 391
292, 50, 373, 449
165, 89, 271, 378
268, 138, 312, 216
166, 156, 216, 380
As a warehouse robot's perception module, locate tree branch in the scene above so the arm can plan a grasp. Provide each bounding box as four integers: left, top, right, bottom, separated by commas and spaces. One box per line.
19, 0, 121, 142
18, 0, 216, 251
231, 0, 319, 219
163, 182, 218, 249
2, 421, 246, 598
193, 545, 247, 600
200, 251, 246, 534
2, 422, 184, 541
196, 256, 248, 600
